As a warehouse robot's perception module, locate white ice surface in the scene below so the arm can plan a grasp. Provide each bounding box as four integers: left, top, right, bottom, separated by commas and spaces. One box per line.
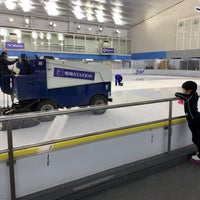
1, 75, 200, 150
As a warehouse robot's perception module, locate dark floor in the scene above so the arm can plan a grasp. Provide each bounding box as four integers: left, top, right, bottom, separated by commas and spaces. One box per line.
84, 162, 200, 200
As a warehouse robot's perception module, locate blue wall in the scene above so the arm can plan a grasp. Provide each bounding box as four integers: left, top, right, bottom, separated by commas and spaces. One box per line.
0, 50, 167, 60
132, 51, 167, 60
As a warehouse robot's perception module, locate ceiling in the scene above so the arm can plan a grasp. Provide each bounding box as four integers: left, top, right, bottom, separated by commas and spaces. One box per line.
0, 0, 185, 28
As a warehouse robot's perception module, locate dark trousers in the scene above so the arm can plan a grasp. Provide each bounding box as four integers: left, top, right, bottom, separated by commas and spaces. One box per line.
188, 121, 200, 153
115, 79, 122, 86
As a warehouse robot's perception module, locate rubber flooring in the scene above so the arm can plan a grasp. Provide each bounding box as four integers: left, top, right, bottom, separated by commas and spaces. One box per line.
84, 161, 200, 200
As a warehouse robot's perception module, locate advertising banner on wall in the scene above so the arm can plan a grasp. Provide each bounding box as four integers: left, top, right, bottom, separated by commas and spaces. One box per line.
5, 42, 25, 50
54, 68, 95, 81
101, 48, 115, 54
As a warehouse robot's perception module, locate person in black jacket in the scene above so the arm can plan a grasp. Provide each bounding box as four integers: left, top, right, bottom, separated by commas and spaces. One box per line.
175, 81, 200, 163
0, 51, 18, 74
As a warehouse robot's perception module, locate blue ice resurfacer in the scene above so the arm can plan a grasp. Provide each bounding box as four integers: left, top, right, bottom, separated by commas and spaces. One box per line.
0, 55, 112, 116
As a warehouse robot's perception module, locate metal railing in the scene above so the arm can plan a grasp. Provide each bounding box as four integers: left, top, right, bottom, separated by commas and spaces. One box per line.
0, 97, 185, 200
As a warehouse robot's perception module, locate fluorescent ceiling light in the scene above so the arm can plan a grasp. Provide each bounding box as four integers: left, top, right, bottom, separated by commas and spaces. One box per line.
71, 0, 82, 6
112, 12, 125, 25
0, 29, 8, 37
87, 13, 95, 21
110, 0, 123, 6
95, 10, 105, 22
115, 29, 120, 34
86, 8, 94, 21
46, 32, 51, 40
44, 1, 59, 16
4, 0, 16, 10
40, 32, 44, 39
95, 4, 105, 10
99, 27, 103, 32
58, 33, 64, 41
112, 6, 122, 13
14, 29, 21, 38
9, 18, 14, 22
19, 0, 34, 12
73, 6, 85, 19
95, 0, 106, 3
31, 31, 38, 39
113, 18, 125, 25
86, 7, 94, 14
85, 2, 94, 8
25, 17, 30, 24
112, 12, 122, 19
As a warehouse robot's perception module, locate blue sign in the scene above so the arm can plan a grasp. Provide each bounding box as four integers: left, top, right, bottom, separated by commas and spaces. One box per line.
134, 69, 144, 75
195, 7, 200, 12
5, 42, 25, 49
54, 68, 95, 81
102, 48, 114, 54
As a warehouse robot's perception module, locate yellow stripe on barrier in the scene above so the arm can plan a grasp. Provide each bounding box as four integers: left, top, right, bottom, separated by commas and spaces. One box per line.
0, 118, 186, 161
0, 147, 40, 162
14, 147, 40, 158
53, 118, 186, 150
0, 152, 8, 161
53, 121, 169, 150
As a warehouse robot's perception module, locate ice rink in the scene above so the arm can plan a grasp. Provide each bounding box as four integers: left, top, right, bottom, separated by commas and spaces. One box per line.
1, 74, 200, 151
112, 74, 200, 103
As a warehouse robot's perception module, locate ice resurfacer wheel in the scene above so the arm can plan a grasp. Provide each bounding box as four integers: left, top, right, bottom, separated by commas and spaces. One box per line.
90, 95, 108, 115
34, 100, 58, 122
